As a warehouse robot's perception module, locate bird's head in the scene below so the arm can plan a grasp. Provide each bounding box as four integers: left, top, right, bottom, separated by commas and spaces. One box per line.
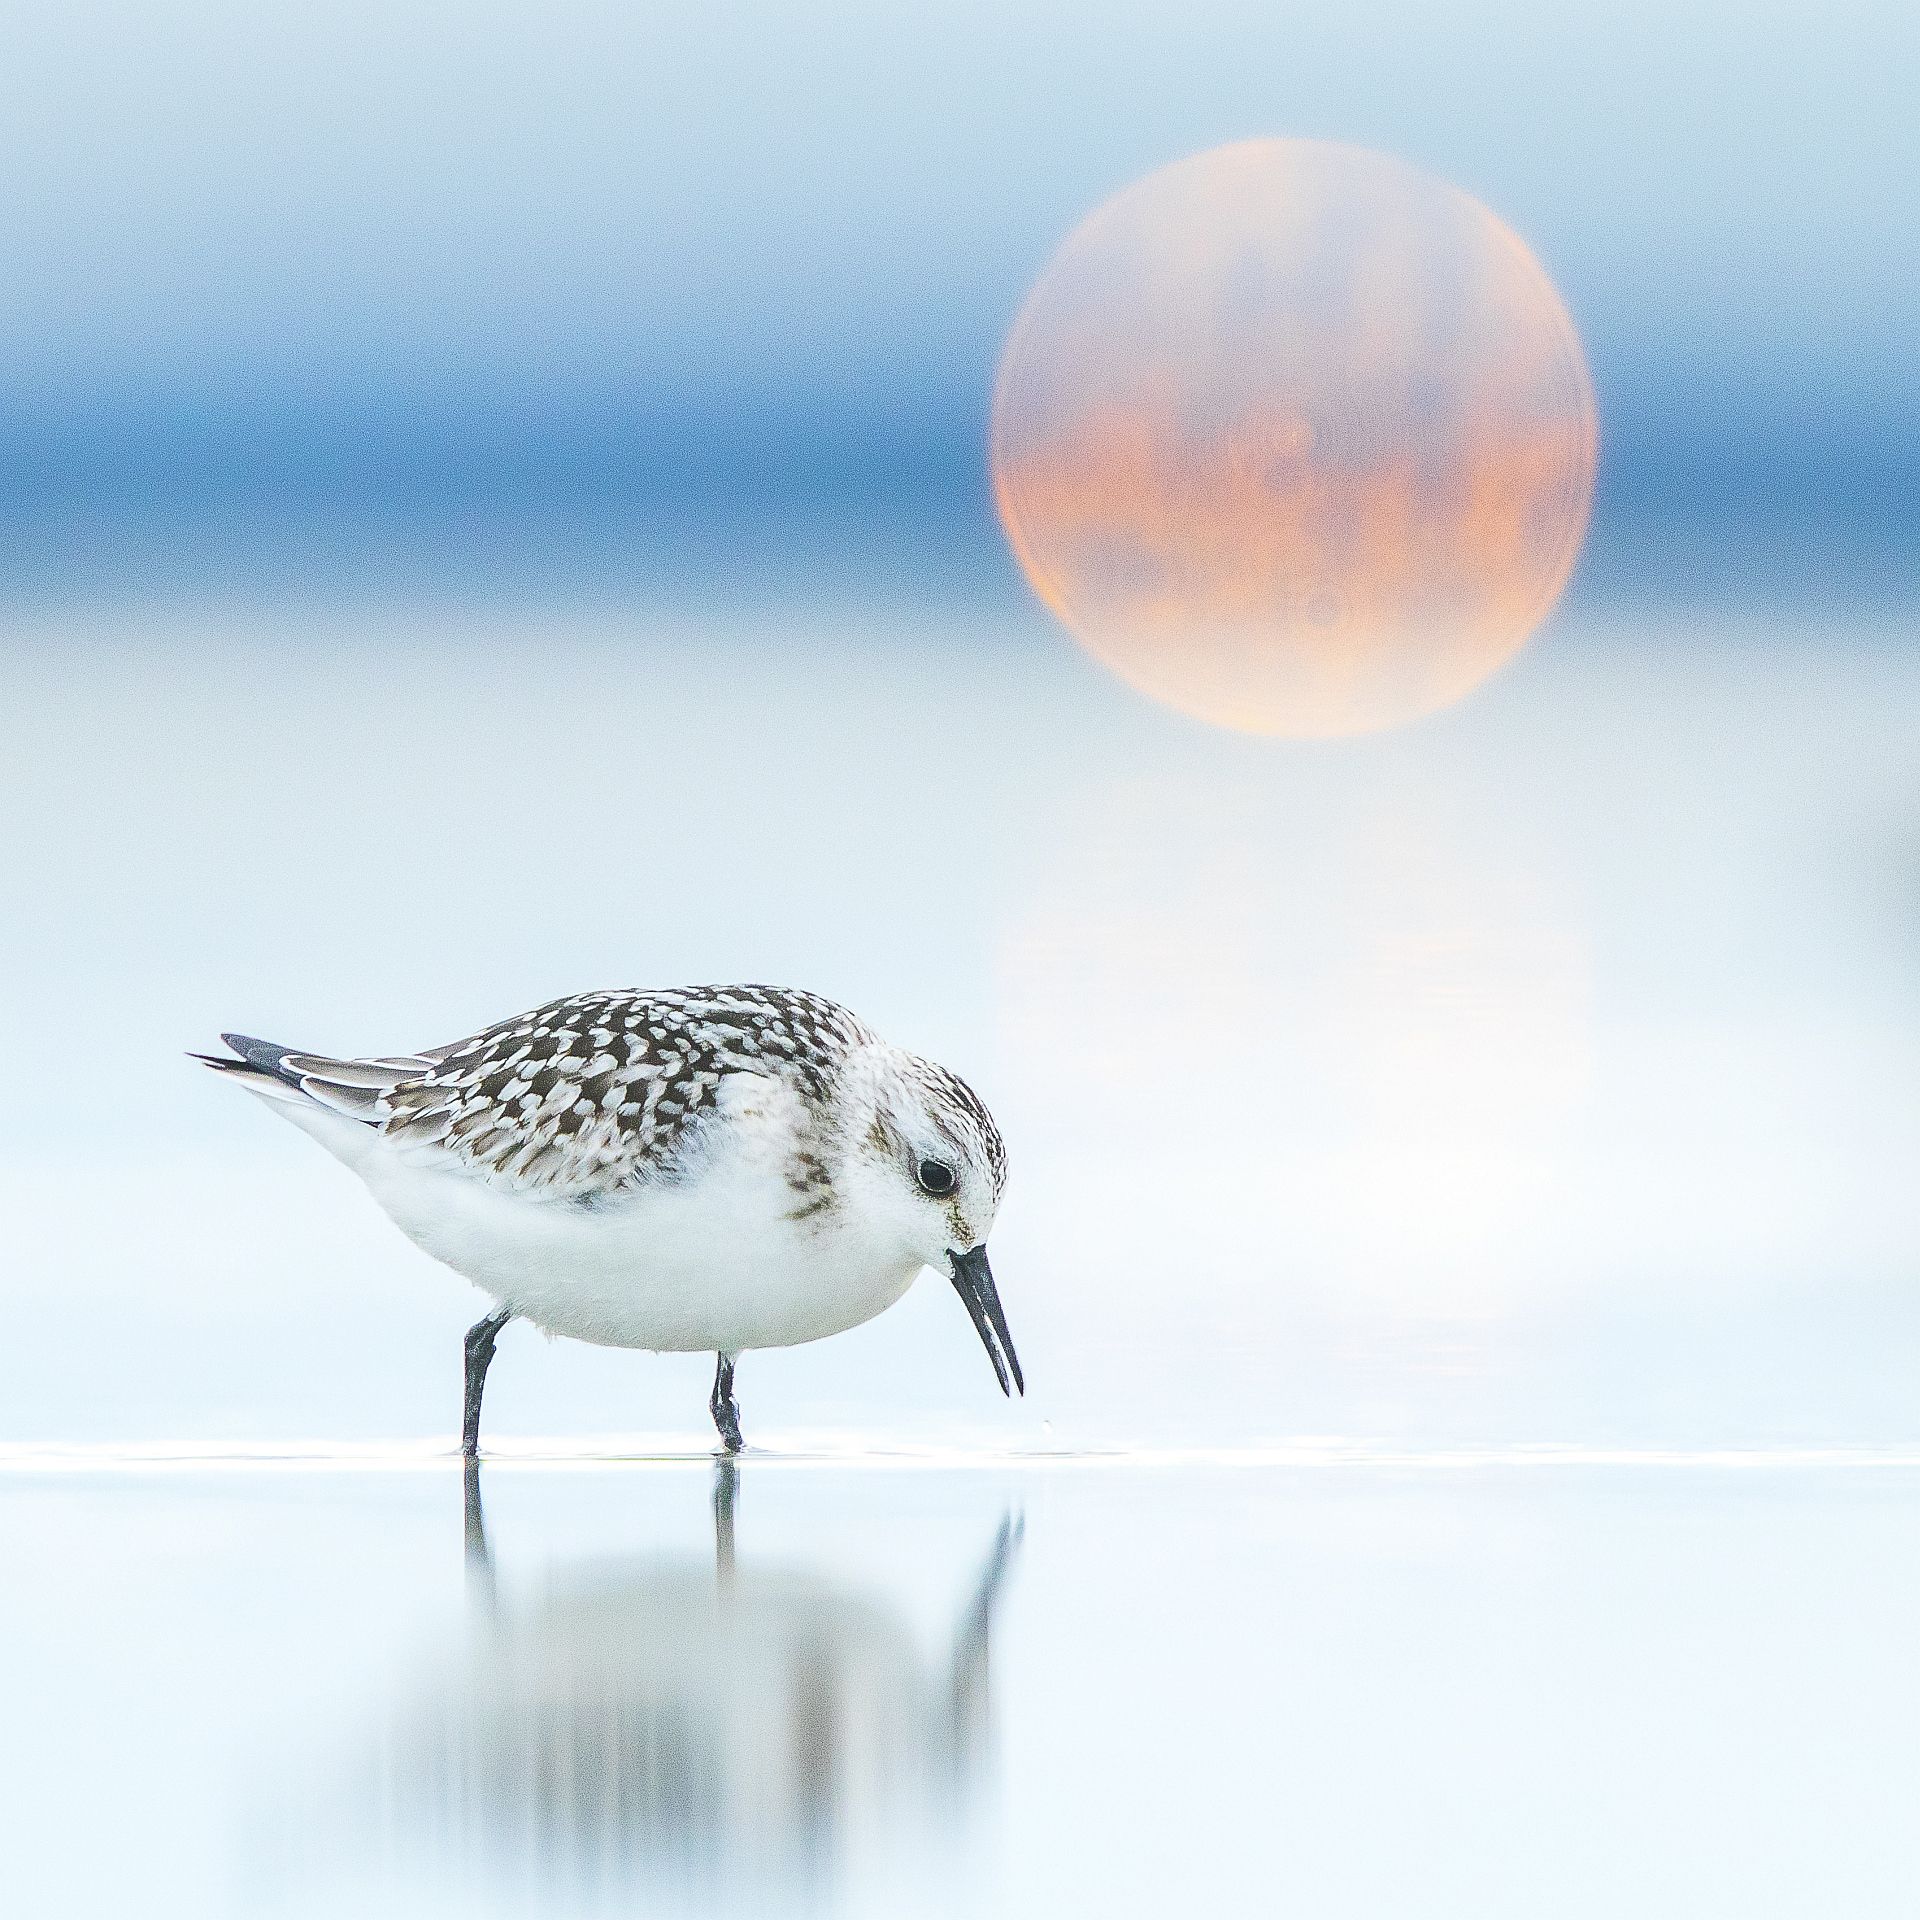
837, 1044, 1021, 1397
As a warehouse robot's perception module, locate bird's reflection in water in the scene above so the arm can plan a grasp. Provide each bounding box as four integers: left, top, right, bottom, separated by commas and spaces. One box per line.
379, 1461, 1020, 1910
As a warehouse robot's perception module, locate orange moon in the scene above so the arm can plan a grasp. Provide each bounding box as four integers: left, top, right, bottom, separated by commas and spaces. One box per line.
990, 139, 1598, 737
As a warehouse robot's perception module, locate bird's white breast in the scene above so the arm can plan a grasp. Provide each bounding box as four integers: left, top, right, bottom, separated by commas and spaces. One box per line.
350, 1069, 922, 1352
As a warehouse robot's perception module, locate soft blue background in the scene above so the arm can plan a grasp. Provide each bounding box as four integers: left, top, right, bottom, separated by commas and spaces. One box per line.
0, 0, 1912, 598
6, 21, 1920, 1915
0, 1, 1915, 1449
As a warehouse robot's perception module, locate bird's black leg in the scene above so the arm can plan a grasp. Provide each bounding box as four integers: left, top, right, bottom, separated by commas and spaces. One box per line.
709, 1351, 744, 1454
462, 1309, 513, 1457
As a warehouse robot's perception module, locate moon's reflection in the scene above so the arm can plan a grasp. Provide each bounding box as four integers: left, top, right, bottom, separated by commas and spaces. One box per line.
373, 1464, 1020, 1907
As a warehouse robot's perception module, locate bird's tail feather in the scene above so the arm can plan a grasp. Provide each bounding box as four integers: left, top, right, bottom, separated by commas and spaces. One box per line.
192, 1033, 427, 1119
191, 1034, 313, 1104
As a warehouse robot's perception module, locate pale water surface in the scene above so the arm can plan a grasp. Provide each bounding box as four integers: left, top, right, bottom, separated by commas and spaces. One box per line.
5, 1455, 1920, 1918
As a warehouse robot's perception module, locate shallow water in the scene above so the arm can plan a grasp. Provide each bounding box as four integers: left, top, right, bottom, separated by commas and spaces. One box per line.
4, 1456, 1919, 1917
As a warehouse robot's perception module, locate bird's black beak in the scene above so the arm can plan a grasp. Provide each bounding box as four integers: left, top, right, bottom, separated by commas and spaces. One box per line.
947, 1244, 1024, 1397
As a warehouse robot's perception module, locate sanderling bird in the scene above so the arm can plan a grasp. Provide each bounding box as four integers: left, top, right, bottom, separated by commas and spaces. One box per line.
195, 986, 1020, 1454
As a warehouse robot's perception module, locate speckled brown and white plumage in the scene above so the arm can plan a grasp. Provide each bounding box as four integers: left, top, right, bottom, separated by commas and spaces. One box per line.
198, 986, 1011, 1361
326, 987, 868, 1200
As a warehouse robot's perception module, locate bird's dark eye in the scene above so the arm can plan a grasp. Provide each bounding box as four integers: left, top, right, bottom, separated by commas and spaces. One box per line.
916, 1158, 956, 1197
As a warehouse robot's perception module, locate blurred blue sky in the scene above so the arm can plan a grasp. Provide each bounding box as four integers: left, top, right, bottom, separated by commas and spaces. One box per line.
0, 0, 1913, 600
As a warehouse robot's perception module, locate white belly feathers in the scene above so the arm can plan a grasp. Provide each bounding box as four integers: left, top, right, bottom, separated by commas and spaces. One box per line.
356, 1067, 922, 1352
